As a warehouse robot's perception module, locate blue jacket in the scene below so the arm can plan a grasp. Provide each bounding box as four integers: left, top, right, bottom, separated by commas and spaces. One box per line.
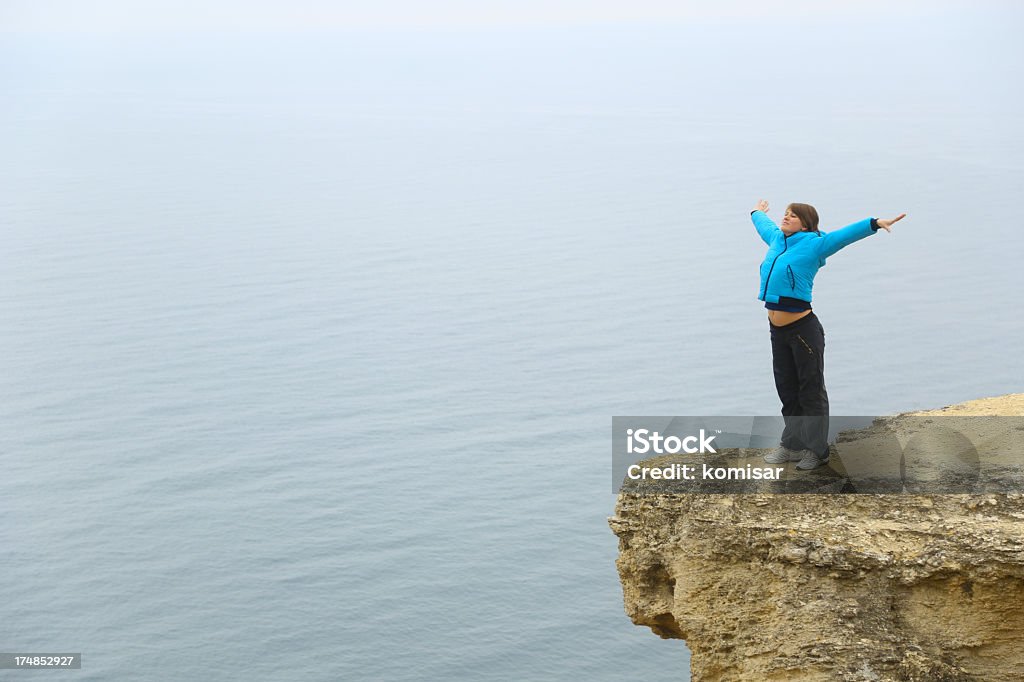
752, 210, 877, 304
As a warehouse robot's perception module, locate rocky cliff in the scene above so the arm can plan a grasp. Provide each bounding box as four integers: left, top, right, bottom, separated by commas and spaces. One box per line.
609, 395, 1024, 681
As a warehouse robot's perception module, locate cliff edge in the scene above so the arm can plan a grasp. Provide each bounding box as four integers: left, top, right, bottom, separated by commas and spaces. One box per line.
609, 395, 1024, 681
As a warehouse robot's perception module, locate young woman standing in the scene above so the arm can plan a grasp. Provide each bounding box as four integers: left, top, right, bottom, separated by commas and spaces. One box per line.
752, 199, 906, 470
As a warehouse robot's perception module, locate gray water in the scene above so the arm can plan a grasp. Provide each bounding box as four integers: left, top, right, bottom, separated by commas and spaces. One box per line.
2, 12, 1023, 681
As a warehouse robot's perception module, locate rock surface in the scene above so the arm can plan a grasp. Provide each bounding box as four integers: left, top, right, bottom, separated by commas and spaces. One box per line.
610, 395, 1024, 681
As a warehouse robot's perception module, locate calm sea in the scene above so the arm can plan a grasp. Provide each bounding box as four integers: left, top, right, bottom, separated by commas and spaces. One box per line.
2, 19, 1022, 680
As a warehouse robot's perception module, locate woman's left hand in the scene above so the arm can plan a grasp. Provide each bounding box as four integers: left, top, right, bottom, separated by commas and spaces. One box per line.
876, 213, 906, 232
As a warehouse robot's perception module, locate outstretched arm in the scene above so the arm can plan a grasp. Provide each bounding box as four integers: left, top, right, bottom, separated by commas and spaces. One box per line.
750, 199, 781, 245
819, 212, 906, 258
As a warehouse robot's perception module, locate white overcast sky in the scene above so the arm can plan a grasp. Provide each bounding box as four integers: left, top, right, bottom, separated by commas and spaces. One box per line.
1, 0, 1015, 32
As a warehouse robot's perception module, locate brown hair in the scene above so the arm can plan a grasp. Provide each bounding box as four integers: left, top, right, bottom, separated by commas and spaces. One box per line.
787, 203, 819, 233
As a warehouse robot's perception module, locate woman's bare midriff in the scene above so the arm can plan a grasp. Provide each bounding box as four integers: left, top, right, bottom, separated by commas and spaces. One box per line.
768, 309, 812, 327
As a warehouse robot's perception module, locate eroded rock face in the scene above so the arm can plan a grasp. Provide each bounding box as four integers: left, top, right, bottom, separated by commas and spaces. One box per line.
610, 396, 1024, 682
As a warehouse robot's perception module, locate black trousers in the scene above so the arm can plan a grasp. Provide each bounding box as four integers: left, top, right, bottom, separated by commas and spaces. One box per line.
770, 312, 829, 458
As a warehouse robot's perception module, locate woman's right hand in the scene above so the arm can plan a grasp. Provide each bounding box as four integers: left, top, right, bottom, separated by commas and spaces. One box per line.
754, 199, 769, 213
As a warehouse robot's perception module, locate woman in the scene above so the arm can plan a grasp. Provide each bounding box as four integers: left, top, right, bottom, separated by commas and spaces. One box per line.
752, 199, 905, 470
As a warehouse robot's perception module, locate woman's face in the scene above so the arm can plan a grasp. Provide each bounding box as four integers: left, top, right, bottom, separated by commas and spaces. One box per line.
781, 207, 805, 235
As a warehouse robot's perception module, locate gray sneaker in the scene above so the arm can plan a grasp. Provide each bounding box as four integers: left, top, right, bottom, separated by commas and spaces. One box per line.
795, 450, 829, 470
764, 446, 802, 464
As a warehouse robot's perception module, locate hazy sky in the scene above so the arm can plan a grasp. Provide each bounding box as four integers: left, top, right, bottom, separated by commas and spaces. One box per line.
1, 0, 1015, 32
